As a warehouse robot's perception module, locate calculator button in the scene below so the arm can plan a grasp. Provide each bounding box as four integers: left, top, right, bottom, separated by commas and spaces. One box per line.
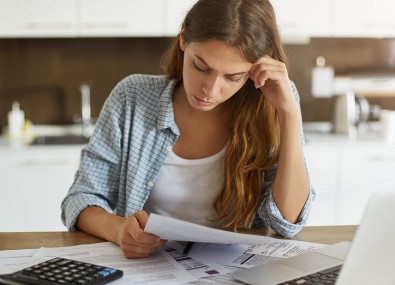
64, 276, 75, 282
98, 270, 110, 277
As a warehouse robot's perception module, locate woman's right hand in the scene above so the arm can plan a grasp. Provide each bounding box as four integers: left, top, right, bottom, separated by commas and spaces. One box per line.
116, 210, 166, 258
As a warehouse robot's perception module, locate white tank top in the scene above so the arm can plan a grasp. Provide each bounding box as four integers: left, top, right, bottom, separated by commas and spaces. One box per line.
143, 146, 226, 227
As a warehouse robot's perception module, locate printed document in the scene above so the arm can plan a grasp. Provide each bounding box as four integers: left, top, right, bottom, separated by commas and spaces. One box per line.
145, 213, 318, 247
32, 242, 196, 285
0, 239, 324, 284
1, 215, 325, 284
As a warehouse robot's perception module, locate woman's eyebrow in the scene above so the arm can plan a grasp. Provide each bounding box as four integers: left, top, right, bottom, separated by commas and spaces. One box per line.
195, 55, 249, 76
195, 55, 211, 68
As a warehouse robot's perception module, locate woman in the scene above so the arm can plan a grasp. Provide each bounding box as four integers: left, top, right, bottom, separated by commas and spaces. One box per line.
61, 0, 315, 259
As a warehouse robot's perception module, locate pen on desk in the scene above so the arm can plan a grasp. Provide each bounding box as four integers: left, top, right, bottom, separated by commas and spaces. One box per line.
183, 242, 194, 255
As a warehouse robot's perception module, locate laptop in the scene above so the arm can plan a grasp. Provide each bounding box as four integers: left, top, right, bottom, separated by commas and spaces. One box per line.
233, 192, 395, 285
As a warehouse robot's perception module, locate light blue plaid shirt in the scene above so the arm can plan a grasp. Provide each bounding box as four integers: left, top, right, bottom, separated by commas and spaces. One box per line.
61, 74, 315, 238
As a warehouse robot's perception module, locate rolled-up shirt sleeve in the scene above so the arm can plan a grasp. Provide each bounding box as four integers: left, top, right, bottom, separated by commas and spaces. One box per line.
61, 150, 120, 231
257, 169, 316, 237
61, 87, 125, 231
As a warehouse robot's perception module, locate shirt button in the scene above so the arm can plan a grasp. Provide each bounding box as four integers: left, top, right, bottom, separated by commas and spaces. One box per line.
147, 180, 154, 188
166, 146, 172, 152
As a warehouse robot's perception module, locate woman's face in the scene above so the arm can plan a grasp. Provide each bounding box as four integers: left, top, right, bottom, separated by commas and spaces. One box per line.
180, 39, 253, 112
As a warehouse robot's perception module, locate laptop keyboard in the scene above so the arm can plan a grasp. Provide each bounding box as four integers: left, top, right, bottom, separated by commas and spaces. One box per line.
276, 265, 342, 285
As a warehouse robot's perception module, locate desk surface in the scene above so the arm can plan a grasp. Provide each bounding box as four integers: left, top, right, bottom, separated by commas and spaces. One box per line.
0, 226, 357, 251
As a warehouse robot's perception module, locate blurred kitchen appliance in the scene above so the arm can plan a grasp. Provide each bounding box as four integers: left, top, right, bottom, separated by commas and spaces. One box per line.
380, 110, 395, 143
332, 90, 357, 135
332, 74, 395, 135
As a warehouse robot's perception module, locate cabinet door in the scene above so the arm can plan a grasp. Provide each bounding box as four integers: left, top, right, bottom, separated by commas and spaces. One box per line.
77, 0, 164, 37
0, 0, 76, 37
271, 0, 332, 42
0, 147, 81, 231
304, 145, 339, 225
339, 145, 395, 225
162, 0, 198, 36
334, 0, 395, 37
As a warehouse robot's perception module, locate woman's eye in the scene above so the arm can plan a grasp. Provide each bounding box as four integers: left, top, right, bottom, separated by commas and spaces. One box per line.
228, 76, 243, 83
193, 62, 209, 72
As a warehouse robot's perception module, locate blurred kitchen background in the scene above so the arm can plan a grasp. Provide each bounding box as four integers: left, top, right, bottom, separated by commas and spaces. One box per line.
2, 37, 395, 125
1, 0, 395, 232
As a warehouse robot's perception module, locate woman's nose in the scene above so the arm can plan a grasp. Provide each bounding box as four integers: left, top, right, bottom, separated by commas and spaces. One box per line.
203, 76, 221, 98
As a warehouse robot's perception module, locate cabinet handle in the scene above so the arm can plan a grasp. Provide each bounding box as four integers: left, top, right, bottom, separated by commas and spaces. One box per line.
17, 159, 74, 167
369, 155, 395, 162
79, 22, 129, 30
22, 22, 74, 30
360, 22, 395, 30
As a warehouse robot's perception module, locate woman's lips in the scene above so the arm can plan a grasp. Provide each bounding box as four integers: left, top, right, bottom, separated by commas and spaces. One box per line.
193, 95, 213, 106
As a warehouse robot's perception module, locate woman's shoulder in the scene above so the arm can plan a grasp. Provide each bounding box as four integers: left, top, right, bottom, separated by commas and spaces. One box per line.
116, 74, 171, 92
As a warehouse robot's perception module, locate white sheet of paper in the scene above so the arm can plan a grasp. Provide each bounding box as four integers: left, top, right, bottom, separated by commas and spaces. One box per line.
163, 241, 231, 279
0, 256, 48, 274
0, 248, 43, 274
32, 242, 197, 285
188, 241, 325, 269
0, 248, 38, 259
146, 213, 306, 246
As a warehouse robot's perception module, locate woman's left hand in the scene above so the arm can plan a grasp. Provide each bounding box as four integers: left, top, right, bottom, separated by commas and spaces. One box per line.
249, 55, 297, 113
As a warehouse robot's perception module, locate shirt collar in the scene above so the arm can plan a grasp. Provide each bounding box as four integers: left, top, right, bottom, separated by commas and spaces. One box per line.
157, 79, 180, 136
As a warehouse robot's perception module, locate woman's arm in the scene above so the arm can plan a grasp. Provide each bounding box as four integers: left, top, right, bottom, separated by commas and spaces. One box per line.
272, 104, 310, 223
249, 56, 310, 224
61, 76, 166, 258
76, 207, 165, 258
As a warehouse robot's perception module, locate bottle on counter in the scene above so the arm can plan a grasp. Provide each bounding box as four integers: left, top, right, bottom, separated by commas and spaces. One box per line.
311, 56, 335, 98
7, 101, 25, 138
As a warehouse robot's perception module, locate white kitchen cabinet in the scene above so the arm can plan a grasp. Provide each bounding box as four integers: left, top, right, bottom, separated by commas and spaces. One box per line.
304, 145, 339, 226
163, 0, 333, 41
1, 0, 395, 39
0, 146, 81, 231
0, 0, 77, 37
77, 0, 165, 37
304, 135, 395, 226
0, 0, 165, 38
162, 0, 197, 36
271, 0, 332, 42
333, 0, 395, 38
338, 144, 395, 225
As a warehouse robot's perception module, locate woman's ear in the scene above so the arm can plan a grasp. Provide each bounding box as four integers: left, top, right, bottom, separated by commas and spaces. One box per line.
179, 26, 186, 51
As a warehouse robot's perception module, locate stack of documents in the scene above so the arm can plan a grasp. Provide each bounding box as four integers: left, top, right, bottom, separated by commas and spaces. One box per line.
0, 214, 324, 284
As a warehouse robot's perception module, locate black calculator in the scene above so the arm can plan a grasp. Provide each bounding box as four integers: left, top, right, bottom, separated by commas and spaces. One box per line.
0, 257, 123, 285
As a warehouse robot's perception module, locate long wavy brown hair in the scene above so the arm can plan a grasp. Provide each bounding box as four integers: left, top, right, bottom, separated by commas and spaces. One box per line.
161, 0, 287, 231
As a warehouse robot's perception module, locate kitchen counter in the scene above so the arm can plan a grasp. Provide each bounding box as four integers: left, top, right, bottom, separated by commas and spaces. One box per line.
303, 121, 391, 146
0, 124, 91, 149
1, 122, 390, 148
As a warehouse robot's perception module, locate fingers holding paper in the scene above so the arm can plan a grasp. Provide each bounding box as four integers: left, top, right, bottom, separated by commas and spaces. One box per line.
117, 210, 167, 259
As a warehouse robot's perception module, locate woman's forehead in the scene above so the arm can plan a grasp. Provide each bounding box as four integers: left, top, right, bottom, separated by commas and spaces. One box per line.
188, 40, 253, 72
